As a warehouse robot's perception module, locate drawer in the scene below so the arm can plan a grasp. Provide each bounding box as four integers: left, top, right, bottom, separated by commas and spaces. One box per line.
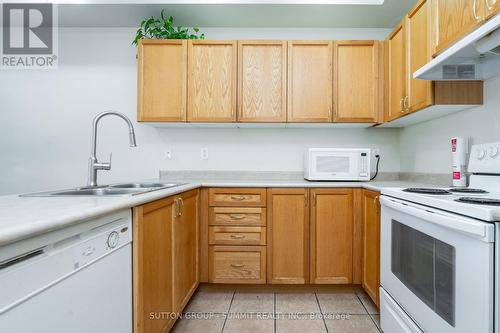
209, 246, 266, 284
209, 226, 266, 246
209, 207, 266, 226
209, 188, 266, 207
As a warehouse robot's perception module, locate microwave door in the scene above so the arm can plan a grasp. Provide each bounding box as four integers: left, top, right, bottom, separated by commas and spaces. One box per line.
312, 152, 359, 179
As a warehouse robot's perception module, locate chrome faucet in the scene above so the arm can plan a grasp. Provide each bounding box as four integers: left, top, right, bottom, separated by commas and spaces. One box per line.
88, 111, 137, 187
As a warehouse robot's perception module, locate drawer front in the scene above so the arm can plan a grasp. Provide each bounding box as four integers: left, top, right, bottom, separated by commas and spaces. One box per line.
209, 188, 266, 207
209, 207, 266, 226
209, 226, 266, 246
209, 246, 266, 284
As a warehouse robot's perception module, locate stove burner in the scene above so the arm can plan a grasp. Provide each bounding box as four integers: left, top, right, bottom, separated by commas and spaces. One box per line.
403, 188, 452, 195
449, 188, 489, 194
455, 197, 500, 206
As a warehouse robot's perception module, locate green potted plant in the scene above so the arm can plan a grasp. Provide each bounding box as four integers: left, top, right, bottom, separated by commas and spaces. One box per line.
133, 10, 205, 45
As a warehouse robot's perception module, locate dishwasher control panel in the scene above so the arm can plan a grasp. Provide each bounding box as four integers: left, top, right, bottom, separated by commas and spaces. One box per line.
74, 221, 131, 268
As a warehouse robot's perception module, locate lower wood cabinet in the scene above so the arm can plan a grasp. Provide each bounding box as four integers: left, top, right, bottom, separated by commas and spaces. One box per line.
209, 246, 266, 284
133, 189, 199, 333
267, 188, 309, 284
362, 190, 381, 306
310, 189, 355, 284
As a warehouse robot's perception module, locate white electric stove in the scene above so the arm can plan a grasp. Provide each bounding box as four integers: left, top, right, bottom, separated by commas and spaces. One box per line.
379, 141, 500, 333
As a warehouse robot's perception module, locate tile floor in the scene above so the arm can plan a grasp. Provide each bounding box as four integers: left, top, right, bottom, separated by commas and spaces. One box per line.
172, 285, 381, 333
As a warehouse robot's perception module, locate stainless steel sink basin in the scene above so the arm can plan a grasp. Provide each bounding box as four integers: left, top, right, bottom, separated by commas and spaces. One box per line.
20, 182, 187, 197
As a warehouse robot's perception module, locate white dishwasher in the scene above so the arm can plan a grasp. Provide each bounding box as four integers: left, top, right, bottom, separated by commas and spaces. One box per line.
0, 209, 133, 333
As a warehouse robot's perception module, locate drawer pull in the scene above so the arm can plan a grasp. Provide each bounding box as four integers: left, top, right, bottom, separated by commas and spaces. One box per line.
229, 214, 246, 220
230, 263, 245, 268
230, 234, 245, 239
230, 195, 248, 201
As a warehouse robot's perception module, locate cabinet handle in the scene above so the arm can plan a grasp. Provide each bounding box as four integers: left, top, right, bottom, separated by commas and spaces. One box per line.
473, 0, 481, 20
174, 198, 180, 218
229, 214, 246, 220
403, 96, 409, 111
486, 0, 496, 10
230, 263, 245, 268
179, 198, 184, 216
230, 195, 248, 201
399, 98, 404, 112
374, 195, 380, 214
230, 234, 245, 239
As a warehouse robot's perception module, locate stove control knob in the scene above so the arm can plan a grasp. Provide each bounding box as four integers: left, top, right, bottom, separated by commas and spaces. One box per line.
477, 148, 487, 160
489, 147, 499, 158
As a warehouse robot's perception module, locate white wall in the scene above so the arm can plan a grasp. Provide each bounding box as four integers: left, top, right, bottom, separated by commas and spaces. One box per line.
399, 75, 500, 174
0, 27, 400, 195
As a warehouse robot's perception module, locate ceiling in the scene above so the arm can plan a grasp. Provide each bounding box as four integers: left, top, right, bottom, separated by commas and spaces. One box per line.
56, 0, 418, 28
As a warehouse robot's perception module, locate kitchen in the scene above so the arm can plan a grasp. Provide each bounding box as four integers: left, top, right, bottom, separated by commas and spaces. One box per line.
1, 0, 500, 332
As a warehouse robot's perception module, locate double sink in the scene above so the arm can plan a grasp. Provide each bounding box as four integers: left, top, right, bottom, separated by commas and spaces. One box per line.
22, 182, 186, 197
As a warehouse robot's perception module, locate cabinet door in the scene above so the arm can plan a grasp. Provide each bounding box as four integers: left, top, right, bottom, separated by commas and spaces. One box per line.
267, 188, 309, 284
385, 21, 407, 122
485, 0, 500, 18
433, 0, 485, 55
172, 190, 199, 313
238, 41, 287, 122
287, 41, 333, 122
310, 189, 354, 284
362, 190, 380, 307
188, 40, 237, 122
334, 41, 380, 123
133, 197, 175, 333
137, 40, 187, 122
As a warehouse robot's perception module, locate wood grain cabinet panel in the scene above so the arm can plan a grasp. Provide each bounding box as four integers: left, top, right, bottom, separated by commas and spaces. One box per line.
209, 226, 266, 246
133, 197, 175, 333
334, 41, 380, 123
385, 21, 407, 122
172, 190, 199, 313
209, 188, 266, 207
238, 41, 287, 122
137, 40, 187, 122
287, 41, 333, 123
209, 207, 266, 226
267, 188, 309, 284
188, 40, 237, 122
432, 0, 486, 55
209, 246, 266, 284
310, 189, 354, 284
407, 0, 434, 113
362, 190, 381, 307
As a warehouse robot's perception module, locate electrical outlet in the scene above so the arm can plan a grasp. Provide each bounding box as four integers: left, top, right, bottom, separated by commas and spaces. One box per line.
165, 149, 172, 160
372, 148, 380, 157
201, 147, 209, 160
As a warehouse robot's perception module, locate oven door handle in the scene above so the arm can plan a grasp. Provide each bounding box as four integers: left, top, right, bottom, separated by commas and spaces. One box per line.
381, 196, 494, 242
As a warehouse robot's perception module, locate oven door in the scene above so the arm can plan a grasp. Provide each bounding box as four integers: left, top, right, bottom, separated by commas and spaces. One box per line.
380, 196, 495, 333
308, 150, 363, 180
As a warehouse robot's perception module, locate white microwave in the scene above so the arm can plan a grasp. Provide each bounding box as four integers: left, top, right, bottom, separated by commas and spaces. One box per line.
304, 148, 371, 181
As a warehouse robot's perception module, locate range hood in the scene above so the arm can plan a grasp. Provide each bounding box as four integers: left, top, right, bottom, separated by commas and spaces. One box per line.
414, 14, 500, 81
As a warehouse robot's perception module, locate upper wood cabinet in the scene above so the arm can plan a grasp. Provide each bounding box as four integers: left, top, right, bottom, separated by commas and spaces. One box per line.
334, 41, 382, 123
485, 0, 500, 18
287, 41, 333, 123
267, 188, 309, 284
432, 0, 486, 56
238, 41, 287, 122
362, 190, 380, 307
385, 21, 407, 122
137, 40, 187, 122
133, 196, 175, 333
310, 189, 354, 284
172, 190, 199, 313
187, 40, 237, 122
407, 0, 434, 112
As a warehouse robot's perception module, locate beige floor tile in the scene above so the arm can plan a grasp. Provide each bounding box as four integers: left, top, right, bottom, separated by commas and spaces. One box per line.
358, 294, 380, 315
325, 314, 379, 333
276, 293, 321, 314
223, 318, 274, 333
172, 316, 225, 333
371, 314, 381, 331
317, 293, 367, 314
185, 291, 234, 313
229, 292, 274, 314
276, 315, 327, 333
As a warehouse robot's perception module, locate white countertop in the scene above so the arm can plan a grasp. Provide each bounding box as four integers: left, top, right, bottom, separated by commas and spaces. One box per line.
0, 179, 432, 247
